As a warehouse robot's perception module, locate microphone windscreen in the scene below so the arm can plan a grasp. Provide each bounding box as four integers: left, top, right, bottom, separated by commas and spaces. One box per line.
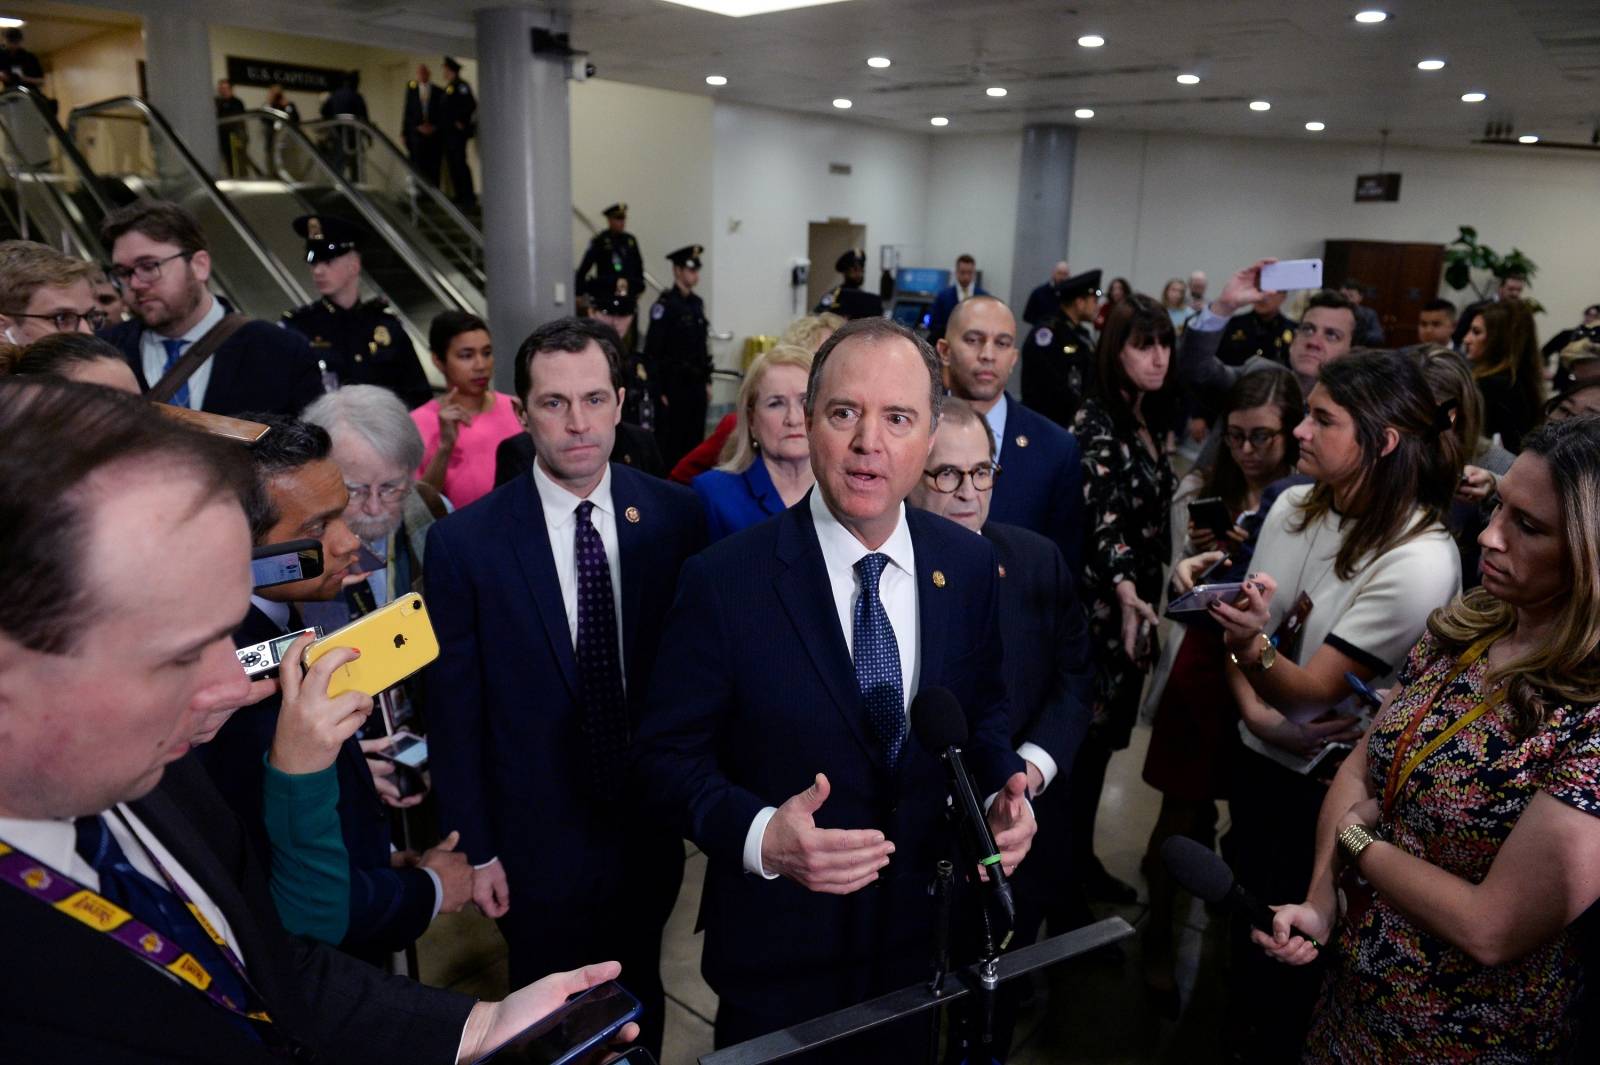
1160, 835, 1234, 904
910, 686, 967, 750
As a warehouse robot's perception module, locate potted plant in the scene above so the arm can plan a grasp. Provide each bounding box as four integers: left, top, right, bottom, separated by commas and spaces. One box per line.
1443, 226, 1541, 311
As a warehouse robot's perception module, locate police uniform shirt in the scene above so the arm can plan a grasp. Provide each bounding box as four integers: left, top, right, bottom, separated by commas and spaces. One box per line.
645, 287, 711, 384
1216, 311, 1297, 368
443, 78, 475, 133
282, 297, 432, 409
815, 283, 884, 320
577, 230, 645, 303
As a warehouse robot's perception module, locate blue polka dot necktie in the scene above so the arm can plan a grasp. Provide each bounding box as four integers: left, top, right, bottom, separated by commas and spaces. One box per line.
160, 338, 191, 408
574, 501, 628, 788
853, 553, 906, 767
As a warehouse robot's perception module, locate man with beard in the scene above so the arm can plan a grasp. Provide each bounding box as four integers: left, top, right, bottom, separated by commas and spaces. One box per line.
98, 200, 323, 417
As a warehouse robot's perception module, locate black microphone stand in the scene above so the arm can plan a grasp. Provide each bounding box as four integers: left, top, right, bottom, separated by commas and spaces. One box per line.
926, 860, 953, 1065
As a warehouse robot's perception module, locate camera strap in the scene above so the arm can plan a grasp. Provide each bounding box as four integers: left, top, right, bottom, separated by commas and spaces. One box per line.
147, 313, 251, 404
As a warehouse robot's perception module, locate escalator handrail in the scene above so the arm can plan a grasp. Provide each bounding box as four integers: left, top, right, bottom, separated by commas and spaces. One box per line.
222, 108, 482, 318
300, 114, 483, 244
0, 86, 117, 257
0, 118, 90, 256
67, 95, 310, 308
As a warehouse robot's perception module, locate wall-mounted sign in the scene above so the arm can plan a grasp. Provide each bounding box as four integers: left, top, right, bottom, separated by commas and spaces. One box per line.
1354, 172, 1402, 203
225, 56, 347, 94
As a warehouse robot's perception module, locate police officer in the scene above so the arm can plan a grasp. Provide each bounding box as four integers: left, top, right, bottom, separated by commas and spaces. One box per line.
1020, 268, 1101, 431
815, 248, 884, 320
440, 57, 476, 207
1214, 290, 1296, 367
576, 204, 645, 307
281, 214, 434, 409
593, 276, 655, 432
645, 244, 712, 468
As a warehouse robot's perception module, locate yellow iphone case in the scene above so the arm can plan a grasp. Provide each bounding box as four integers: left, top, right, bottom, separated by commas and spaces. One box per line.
303, 592, 440, 698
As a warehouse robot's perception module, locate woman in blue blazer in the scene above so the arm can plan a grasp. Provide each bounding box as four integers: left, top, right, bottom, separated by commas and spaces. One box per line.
692, 345, 815, 540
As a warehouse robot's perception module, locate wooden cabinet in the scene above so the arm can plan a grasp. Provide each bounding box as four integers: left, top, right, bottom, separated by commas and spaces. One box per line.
1323, 240, 1444, 348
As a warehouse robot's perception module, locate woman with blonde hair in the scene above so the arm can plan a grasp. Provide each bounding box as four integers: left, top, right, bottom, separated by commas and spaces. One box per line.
691, 344, 815, 540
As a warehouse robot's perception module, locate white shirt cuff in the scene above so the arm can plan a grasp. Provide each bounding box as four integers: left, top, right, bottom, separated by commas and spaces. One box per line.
1193, 306, 1231, 332
422, 866, 444, 921
472, 856, 499, 871
743, 806, 780, 879
983, 790, 1035, 820
1016, 742, 1059, 794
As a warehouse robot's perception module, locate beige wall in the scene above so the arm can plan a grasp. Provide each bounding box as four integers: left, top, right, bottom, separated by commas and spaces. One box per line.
45, 26, 144, 118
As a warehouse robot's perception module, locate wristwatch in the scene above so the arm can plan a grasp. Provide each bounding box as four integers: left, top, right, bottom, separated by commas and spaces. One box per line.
1229, 632, 1277, 672
1338, 823, 1378, 865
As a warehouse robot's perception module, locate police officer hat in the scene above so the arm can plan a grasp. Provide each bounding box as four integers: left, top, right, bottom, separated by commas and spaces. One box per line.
602, 203, 627, 221
835, 249, 867, 274
597, 277, 638, 317
1054, 268, 1103, 302
442, 56, 462, 73
666, 244, 704, 270
292, 214, 361, 263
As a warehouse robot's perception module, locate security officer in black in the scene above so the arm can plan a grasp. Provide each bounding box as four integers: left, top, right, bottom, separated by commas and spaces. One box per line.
1020, 268, 1101, 431
281, 215, 434, 409
576, 204, 645, 307
815, 248, 884, 320
592, 277, 655, 432
440, 56, 476, 207
1215, 291, 1296, 367
645, 244, 713, 469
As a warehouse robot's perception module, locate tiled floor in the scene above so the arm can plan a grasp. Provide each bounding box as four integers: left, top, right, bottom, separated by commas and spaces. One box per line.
416, 723, 1232, 1064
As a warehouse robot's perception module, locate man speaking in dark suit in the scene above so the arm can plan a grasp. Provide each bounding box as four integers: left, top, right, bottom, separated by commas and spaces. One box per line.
634, 317, 1036, 1061
937, 294, 1084, 574
0, 378, 637, 1063
425, 316, 706, 1058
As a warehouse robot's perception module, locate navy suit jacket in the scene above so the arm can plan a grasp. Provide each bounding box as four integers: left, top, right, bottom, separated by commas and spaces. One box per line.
691, 460, 789, 542
927, 282, 989, 340
423, 464, 706, 904
101, 300, 323, 418
987, 399, 1085, 576
200, 605, 436, 959
633, 498, 1023, 1020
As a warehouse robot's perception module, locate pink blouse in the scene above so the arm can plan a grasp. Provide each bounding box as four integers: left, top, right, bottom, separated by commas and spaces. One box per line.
411, 391, 523, 508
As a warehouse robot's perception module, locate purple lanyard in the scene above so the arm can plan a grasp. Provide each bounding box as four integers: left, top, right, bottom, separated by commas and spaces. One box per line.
0, 818, 272, 1024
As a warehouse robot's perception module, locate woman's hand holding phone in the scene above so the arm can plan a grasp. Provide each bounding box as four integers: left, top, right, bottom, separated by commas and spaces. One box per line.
1173, 550, 1227, 594
268, 634, 374, 776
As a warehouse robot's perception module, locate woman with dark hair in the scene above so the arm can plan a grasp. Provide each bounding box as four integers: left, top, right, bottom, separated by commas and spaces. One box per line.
11, 333, 140, 393
1256, 415, 1600, 1063
1462, 299, 1545, 451
1186, 350, 1463, 1058
1070, 293, 1177, 903
412, 310, 520, 507
1094, 275, 1132, 331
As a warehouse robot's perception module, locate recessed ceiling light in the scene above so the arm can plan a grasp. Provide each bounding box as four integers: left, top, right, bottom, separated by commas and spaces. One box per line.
986, 86, 1007, 98
1075, 108, 1095, 119
1305, 121, 1326, 131
1077, 34, 1105, 48
1518, 134, 1539, 144
1417, 58, 1446, 71
1461, 91, 1487, 103
660, 0, 856, 16
867, 56, 891, 69
1176, 73, 1200, 85
1353, 10, 1388, 23
1249, 100, 1271, 111
930, 116, 949, 127
705, 75, 728, 86
832, 97, 852, 109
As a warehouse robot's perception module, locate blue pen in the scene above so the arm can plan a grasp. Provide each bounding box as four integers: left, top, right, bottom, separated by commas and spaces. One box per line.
1344, 671, 1383, 710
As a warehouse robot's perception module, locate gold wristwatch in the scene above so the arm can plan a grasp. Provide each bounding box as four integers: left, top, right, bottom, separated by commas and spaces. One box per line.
1338, 824, 1377, 865
1229, 632, 1277, 672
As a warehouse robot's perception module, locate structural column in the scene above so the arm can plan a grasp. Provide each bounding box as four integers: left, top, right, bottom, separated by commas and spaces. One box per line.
142, 9, 220, 177
1007, 123, 1077, 315
476, 6, 574, 389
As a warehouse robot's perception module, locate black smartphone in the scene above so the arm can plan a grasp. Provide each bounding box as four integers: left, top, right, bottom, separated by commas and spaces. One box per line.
369, 730, 429, 799
1187, 496, 1234, 540
611, 1051, 658, 1065
472, 981, 642, 1065
251, 538, 324, 590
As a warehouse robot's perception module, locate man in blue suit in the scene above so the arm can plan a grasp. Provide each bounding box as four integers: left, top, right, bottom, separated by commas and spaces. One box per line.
424, 317, 706, 1059
938, 294, 1084, 574
634, 317, 1036, 1062
925, 253, 987, 344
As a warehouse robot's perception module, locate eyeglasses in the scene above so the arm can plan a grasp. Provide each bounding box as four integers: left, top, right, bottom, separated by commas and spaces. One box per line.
6, 308, 108, 332
1224, 428, 1283, 450
1295, 322, 1348, 344
107, 250, 192, 290
344, 479, 411, 504
923, 463, 999, 493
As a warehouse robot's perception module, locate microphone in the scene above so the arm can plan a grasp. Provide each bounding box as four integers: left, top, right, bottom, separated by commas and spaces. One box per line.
910, 686, 1015, 931
1160, 836, 1321, 949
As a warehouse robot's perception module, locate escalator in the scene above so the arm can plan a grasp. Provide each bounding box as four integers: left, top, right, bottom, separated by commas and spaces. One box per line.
0, 88, 113, 262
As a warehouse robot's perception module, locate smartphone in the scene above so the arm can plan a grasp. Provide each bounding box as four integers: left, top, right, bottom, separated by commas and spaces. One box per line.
472, 981, 643, 1065
1344, 671, 1384, 711
303, 592, 439, 698
610, 1051, 657, 1065
251, 538, 324, 590
1165, 581, 1248, 619
1187, 497, 1234, 541
1259, 258, 1323, 292
369, 729, 429, 798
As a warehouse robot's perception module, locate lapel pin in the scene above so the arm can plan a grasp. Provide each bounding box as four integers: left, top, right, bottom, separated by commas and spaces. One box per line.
997, 564, 1008, 579
1014, 434, 1029, 448
624, 506, 641, 524
931, 570, 946, 588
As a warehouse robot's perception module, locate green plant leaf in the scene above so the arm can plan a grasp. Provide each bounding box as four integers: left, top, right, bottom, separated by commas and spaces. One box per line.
1458, 225, 1478, 241
1444, 262, 1471, 290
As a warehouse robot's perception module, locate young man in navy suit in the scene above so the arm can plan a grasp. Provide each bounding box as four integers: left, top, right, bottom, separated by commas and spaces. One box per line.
634, 317, 1036, 1062
424, 317, 706, 1059
938, 295, 1084, 574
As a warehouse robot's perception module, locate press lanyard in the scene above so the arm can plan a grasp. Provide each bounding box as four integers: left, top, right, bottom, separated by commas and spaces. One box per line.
1381, 635, 1506, 817
0, 816, 272, 1024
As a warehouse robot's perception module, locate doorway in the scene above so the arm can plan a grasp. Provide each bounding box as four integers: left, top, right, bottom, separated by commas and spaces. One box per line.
807, 220, 866, 310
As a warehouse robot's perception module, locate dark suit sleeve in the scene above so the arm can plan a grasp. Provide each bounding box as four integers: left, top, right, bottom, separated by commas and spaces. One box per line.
1050, 434, 1086, 577
279, 326, 327, 415
1176, 320, 1240, 420
1022, 548, 1093, 777
422, 524, 499, 865
344, 862, 437, 955
967, 548, 1026, 797
632, 553, 767, 862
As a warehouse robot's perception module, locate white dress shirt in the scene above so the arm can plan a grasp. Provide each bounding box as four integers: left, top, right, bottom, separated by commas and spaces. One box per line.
141, 293, 225, 411
742, 491, 921, 877
531, 460, 626, 670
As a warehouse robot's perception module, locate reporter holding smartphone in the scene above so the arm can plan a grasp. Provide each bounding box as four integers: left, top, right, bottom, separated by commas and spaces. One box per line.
1070, 293, 1177, 908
